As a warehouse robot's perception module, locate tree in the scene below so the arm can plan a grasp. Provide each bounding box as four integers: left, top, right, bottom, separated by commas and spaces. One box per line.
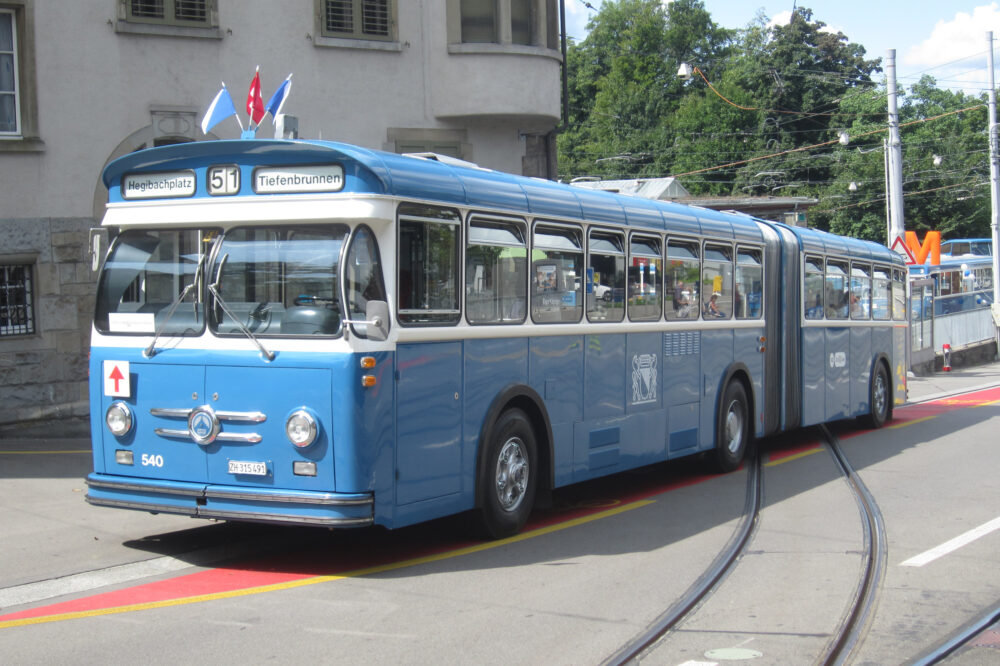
897, 77, 990, 238
558, 0, 731, 180
557, 3, 993, 245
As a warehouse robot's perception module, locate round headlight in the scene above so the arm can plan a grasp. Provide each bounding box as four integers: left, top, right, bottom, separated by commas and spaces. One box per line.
285, 409, 318, 448
106, 401, 133, 437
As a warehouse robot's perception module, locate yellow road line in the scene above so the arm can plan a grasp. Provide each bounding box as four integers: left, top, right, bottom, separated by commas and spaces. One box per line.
765, 447, 822, 467
888, 415, 937, 430
0, 498, 655, 629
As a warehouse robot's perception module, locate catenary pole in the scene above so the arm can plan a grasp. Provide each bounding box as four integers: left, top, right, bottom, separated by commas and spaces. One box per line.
886, 49, 906, 248
987, 33, 1000, 352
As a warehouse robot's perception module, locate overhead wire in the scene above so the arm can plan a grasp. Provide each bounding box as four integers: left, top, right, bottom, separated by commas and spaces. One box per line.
666, 104, 985, 179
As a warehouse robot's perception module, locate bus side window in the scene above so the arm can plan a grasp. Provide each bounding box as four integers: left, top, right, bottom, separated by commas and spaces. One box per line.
466, 217, 527, 324
587, 229, 625, 323
825, 259, 849, 320
871, 267, 891, 320
803, 256, 824, 320
397, 204, 461, 325
531, 224, 583, 324
628, 234, 662, 321
345, 225, 387, 338
850, 263, 871, 320
702, 243, 733, 319
892, 269, 907, 321
665, 239, 699, 320
735, 248, 763, 319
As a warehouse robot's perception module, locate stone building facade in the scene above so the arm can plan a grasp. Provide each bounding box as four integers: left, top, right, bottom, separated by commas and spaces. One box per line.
0, 0, 563, 423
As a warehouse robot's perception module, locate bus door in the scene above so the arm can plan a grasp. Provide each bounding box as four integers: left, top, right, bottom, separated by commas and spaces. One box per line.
734, 247, 766, 434
395, 343, 463, 505
394, 207, 464, 506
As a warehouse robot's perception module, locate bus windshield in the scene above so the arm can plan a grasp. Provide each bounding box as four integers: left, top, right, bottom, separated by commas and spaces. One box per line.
209, 225, 349, 337
95, 228, 218, 336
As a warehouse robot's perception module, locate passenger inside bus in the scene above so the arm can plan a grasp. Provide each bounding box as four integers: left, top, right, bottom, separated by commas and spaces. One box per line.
673, 280, 689, 310
704, 292, 724, 318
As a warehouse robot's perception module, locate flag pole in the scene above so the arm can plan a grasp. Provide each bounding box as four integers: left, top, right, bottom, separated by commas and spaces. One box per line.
250, 65, 260, 132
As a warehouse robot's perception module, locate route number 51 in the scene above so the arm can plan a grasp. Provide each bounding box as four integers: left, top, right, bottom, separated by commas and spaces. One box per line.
208, 165, 240, 196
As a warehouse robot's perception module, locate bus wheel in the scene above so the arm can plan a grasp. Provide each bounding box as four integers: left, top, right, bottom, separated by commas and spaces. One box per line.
478, 409, 537, 539
862, 362, 891, 429
714, 381, 750, 473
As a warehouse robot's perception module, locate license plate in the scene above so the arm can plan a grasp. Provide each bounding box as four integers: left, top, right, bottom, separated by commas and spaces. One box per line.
228, 460, 268, 476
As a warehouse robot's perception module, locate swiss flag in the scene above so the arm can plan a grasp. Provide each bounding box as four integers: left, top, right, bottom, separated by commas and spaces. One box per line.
246, 69, 265, 125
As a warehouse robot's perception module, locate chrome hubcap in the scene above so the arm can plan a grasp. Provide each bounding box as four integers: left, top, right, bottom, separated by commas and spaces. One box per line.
873, 372, 887, 417
496, 436, 529, 512
725, 401, 743, 455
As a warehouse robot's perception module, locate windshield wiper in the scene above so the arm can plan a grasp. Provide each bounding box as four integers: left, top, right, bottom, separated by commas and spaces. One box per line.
143, 253, 207, 358
208, 253, 276, 362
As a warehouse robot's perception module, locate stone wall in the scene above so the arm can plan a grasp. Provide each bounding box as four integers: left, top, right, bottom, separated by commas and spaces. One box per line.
0, 217, 96, 424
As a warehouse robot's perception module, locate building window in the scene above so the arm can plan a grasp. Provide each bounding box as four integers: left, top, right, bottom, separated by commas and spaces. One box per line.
0, 9, 20, 136
1, 262, 35, 337
0, 2, 40, 149
125, 0, 211, 27
461, 0, 496, 43
386, 128, 472, 162
510, 0, 532, 45
321, 0, 395, 41
456, 0, 552, 47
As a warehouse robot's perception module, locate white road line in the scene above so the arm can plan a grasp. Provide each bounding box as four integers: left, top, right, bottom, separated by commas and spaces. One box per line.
900, 516, 1000, 567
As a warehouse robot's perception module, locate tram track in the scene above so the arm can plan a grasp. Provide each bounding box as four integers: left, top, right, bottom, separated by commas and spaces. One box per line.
603, 423, 888, 665
817, 424, 886, 665
601, 452, 763, 666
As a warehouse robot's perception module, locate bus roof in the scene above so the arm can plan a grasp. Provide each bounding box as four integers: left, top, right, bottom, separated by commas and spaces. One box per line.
102, 139, 760, 237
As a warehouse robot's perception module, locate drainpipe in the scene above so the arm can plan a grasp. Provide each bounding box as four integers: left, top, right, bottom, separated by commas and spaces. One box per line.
544, 0, 570, 181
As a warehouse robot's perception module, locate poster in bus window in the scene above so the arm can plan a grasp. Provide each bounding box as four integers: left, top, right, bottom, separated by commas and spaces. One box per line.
537, 265, 557, 292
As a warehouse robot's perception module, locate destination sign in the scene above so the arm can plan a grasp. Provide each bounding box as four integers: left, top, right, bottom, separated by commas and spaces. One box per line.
122, 171, 196, 199
253, 164, 344, 194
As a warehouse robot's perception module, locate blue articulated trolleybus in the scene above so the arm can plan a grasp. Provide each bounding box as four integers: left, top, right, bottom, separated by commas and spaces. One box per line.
87, 139, 908, 537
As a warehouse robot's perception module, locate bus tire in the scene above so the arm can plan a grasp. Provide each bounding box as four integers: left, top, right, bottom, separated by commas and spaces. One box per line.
862, 362, 891, 429
713, 381, 751, 473
477, 409, 537, 539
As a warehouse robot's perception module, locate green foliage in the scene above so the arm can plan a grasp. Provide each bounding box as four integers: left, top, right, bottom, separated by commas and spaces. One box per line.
558, 3, 994, 243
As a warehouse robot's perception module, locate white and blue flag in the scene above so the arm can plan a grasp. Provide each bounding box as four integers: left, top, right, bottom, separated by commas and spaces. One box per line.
265, 74, 293, 123
200, 84, 241, 134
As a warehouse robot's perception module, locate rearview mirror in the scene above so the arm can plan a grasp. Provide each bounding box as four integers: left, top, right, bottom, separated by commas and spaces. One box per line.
365, 300, 390, 342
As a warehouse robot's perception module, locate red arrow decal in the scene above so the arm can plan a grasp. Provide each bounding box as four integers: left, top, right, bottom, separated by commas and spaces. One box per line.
108, 366, 124, 393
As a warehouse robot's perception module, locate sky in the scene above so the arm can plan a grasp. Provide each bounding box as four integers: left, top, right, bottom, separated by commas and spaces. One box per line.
563, 1, 1000, 94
